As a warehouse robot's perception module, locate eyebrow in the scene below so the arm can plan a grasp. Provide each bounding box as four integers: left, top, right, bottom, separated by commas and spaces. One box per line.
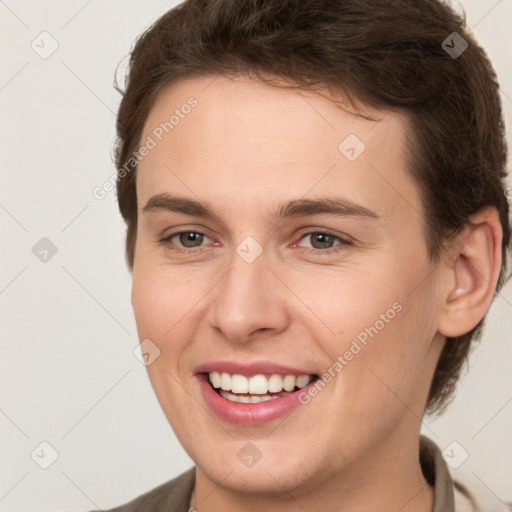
142, 193, 379, 222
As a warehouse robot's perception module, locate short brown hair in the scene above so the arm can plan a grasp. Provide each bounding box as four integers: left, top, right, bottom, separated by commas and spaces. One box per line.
113, 0, 511, 414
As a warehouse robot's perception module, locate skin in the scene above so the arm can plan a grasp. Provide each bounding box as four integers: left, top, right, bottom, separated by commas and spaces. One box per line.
131, 75, 502, 512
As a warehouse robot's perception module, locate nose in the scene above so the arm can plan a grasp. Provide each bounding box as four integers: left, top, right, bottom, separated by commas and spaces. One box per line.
209, 247, 290, 344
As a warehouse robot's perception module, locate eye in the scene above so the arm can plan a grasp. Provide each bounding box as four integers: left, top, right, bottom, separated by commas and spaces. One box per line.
295, 230, 352, 252
159, 229, 352, 255
160, 230, 213, 251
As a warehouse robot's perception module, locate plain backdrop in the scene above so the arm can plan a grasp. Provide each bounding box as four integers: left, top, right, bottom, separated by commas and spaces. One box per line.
1, 1, 511, 510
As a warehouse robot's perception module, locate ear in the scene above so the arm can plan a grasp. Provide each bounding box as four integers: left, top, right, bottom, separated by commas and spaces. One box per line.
437, 207, 503, 338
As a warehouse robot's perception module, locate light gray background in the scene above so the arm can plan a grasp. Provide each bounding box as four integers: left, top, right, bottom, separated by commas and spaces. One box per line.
1, 1, 511, 510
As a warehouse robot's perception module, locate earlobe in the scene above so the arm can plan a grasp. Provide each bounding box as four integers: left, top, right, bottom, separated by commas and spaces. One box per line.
438, 207, 502, 338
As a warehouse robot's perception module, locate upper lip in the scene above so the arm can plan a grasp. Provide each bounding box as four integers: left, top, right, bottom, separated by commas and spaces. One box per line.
194, 360, 318, 377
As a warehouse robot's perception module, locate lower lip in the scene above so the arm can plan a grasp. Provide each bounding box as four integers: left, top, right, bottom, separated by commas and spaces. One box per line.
197, 374, 318, 425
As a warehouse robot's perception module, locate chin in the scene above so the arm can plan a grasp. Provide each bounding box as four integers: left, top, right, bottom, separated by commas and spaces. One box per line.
196, 448, 322, 495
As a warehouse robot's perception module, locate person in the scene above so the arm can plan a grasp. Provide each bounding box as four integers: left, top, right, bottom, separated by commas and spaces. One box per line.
101, 0, 511, 510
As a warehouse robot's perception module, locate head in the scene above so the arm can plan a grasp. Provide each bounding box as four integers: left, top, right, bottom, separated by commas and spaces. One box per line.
113, 0, 510, 495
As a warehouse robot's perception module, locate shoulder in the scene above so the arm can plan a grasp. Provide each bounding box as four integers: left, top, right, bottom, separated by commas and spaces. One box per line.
420, 437, 506, 512
86, 466, 196, 512
420, 436, 478, 512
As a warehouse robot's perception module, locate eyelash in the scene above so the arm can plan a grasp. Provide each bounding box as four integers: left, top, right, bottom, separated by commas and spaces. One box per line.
159, 229, 352, 255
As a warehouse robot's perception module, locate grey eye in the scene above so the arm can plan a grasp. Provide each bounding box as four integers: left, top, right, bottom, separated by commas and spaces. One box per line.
177, 232, 205, 247
304, 232, 338, 249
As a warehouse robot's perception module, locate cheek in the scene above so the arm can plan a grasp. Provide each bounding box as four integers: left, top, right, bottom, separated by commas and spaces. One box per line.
130, 268, 196, 407
132, 272, 164, 338
287, 260, 411, 350
302, 255, 437, 398
338, 282, 438, 422
131, 264, 191, 346
130, 260, 218, 373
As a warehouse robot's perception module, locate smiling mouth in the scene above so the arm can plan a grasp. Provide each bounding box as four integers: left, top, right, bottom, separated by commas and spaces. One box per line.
204, 371, 319, 403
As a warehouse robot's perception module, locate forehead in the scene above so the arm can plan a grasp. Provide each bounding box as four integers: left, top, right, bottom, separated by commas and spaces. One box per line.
137, 75, 419, 222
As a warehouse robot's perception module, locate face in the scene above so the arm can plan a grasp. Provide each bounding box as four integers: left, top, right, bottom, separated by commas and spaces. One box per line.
132, 75, 446, 495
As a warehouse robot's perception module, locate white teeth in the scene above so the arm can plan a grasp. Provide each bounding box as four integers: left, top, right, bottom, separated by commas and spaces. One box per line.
220, 372, 231, 391
210, 371, 221, 388
248, 375, 268, 394
296, 374, 311, 388
219, 389, 292, 403
208, 371, 313, 395
268, 374, 283, 393
231, 374, 249, 394
283, 375, 296, 392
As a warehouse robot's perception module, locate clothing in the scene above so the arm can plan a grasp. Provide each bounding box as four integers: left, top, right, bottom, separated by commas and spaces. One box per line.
96, 436, 470, 512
